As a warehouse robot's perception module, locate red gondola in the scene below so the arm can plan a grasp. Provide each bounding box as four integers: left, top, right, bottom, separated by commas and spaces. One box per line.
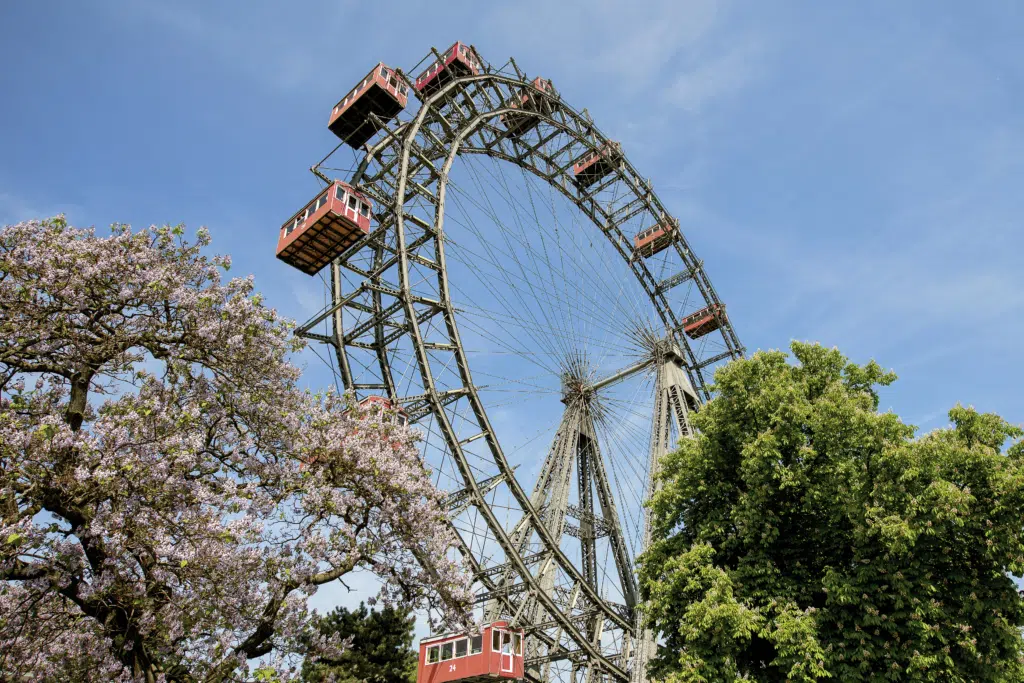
415, 42, 482, 97
681, 304, 727, 339
633, 217, 679, 259
502, 77, 557, 137
276, 181, 372, 276
417, 621, 524, 683
355, 395, 409, 427
573, 141, 623, 188
329, 63, 409, 149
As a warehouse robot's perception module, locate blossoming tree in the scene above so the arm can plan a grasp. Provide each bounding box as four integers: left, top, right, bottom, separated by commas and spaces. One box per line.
0, 217, 471, 682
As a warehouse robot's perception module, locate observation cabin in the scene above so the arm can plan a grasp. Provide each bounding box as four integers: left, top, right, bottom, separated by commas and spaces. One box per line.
573, 141, 623, 188
415, 42, 483, 97
354, 395, 409, 427
502, 77, 557, 138
681, 303, 727, 340
417, 621, 524, 683
276, 181, 373, 276
633, 216, 679, 259
328, 62, 409, 149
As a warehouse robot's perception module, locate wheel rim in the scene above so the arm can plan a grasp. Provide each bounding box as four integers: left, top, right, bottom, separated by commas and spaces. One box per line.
299, 55, 744, 683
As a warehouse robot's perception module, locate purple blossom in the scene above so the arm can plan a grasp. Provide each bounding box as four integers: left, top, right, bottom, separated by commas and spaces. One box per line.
0, 217, 472, 682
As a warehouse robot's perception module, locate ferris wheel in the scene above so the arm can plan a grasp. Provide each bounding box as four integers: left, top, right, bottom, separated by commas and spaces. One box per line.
277, 42, 744, 683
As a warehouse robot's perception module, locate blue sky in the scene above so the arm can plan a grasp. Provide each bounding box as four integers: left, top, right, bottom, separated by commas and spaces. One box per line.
3, 0, 1023, 622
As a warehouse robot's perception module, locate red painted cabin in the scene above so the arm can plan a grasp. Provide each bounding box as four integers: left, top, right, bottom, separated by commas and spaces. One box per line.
329, 63, 409, 149
418, 621, 524, 683
633, 217, 679, 259
502, 77, 557, 137
573, 141, 623, 188
681, 303, 727, 339
415, 42, 482, 97
276, 181, 373, 276
355, 395, 409, 426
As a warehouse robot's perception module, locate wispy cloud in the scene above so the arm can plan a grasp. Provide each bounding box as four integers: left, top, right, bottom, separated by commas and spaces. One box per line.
481, 0, 735, 95
478, 0, 775, 181
669, 12, 1024, 361
583, 0, 724, 85
96, 0, 357, 93
703, 185, 1024, 355
0, 192, 41, 225
0, 191, 83, 226
290, 277, 330, 320
665, 38, 766, 113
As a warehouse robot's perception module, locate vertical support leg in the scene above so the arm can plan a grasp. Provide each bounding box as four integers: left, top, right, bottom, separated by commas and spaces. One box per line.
330, 261, 353, 390
630, 346, 698, 683
501, 399, 585, 679
577, 434, 597, 591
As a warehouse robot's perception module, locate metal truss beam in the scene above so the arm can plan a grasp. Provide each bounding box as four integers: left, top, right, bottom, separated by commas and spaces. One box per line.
654, 261, 703, 295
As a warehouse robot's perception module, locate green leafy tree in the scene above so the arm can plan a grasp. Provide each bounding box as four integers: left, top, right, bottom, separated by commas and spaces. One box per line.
639, 342, 1024, 682
302, 603, 418, 683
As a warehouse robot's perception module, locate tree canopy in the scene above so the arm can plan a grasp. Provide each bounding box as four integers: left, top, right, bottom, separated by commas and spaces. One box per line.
639, 342, 1024, 682
301, 602, 418, 683
0, 218, 470, 682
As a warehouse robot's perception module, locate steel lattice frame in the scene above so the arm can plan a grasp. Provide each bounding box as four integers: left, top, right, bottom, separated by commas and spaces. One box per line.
296, 48, 744, 683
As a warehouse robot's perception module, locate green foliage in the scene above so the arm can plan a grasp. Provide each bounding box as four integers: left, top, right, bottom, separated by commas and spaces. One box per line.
639, 342, 1024, 682
302, 603, 418, 683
